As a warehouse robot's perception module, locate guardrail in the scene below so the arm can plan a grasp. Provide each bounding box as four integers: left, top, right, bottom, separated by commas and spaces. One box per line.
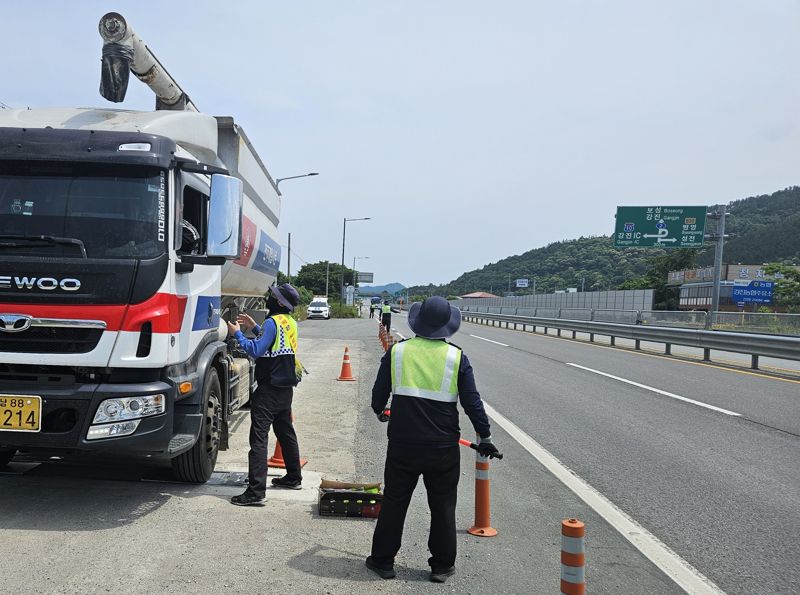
712, 311, 800, 336
458, 305, 800, 336
459, 310, 800, 369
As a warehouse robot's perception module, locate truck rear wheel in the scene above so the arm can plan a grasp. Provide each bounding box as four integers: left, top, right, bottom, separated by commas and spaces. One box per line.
171, 368, 222, 483
0, 449, 15, 468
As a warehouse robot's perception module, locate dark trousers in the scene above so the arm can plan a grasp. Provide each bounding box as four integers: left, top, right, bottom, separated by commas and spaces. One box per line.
247, 383, 301, 498
381, 313, 391, 334
369, 307, 375, 319
371, 444, 460, 569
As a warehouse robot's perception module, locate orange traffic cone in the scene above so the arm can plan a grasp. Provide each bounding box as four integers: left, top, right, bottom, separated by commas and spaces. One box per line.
267, 413, 308, 469
267, 438, 309, 469
337, 346, 356, 381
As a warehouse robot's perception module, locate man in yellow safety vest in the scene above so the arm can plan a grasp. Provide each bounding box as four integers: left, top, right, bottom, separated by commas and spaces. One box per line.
367, 296, 500, 583
227, 283, 303, 506
381, 300, 392, 334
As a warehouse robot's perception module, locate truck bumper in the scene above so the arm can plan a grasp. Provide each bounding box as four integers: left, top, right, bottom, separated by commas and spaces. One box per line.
0, 381, 193, 460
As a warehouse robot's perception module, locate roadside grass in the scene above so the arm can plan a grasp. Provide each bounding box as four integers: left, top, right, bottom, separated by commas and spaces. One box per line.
331, 304, 359, 318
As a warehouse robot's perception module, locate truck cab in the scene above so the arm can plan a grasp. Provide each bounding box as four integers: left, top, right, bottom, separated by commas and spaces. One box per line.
0, 13, 282, 482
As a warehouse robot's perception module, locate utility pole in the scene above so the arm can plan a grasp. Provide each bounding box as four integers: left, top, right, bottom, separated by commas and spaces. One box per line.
340, 219, 346, 301
325, 261, 330, 297
708, 207, 728, 325
507, 274, 511, 293
581, 276, 585, 292
287, 232, 291, 278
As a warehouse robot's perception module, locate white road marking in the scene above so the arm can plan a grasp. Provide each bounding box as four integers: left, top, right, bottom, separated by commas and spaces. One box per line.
482, 401, 725, 595
566, 363, 741, 417
469, 334, 509, 347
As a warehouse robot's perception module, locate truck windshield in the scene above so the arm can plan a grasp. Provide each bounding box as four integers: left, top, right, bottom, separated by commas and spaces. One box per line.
0, 162, 166, 259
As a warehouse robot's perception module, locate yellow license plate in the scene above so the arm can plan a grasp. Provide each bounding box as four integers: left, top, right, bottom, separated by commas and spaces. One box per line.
0, 394, 41, 432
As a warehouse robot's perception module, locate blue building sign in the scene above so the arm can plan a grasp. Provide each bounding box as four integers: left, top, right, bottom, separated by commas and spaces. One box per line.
731, 280, 774, 304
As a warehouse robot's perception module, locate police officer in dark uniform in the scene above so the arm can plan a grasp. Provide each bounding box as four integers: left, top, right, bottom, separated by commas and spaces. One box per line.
381, 300, 392, 334
228, 283, 303, 506
366, 296, 500, 583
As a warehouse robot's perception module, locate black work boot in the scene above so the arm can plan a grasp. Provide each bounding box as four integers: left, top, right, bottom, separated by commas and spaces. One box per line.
271, 475, 302, 490
365, 556, 396, 579
230, 490, 265, 506
429, 566, 455, 583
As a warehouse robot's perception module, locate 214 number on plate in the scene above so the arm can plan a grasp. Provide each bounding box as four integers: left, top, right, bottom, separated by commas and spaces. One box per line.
0, 395, 41, 432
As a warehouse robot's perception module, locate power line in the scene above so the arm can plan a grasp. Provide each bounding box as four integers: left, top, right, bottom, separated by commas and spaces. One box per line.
290, 249, 310, 266
279, 244, 310, 266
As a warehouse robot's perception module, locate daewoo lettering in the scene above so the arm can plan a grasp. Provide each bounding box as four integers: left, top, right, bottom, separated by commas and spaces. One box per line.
0, 276, 81, 291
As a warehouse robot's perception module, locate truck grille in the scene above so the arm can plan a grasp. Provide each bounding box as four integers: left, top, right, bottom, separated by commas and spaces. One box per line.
0, 327, 103, 353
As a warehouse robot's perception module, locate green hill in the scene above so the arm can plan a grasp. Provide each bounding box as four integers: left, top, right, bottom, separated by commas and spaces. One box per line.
698, 186, 800, 266
407, 186, 800, 298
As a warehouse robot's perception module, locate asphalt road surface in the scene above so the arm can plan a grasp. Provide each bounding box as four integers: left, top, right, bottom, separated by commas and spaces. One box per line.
389, 312, 800, 594
2, 314, 796, 594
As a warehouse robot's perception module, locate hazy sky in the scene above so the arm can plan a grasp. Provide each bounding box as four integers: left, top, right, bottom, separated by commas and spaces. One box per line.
2, 1, 798, 286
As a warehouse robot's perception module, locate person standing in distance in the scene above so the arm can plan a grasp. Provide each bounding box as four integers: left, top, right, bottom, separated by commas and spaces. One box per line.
228, 283, 304, 506
381, 300, 392, 334
366, 296, 500, 583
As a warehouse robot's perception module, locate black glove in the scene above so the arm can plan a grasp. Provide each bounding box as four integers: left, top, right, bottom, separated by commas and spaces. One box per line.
477, 441, 501, 459
376, 411, 390, 423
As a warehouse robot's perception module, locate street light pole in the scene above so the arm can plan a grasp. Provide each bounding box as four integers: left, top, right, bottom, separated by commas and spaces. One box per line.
275, 172, 318, 190
340, 217, 371, 303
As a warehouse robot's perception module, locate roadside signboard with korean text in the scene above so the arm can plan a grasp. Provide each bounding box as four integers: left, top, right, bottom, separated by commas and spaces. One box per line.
357, 272, 374, 283
614, 206, 708, 248
731, 280, 774, 304
515, 278, 529, 288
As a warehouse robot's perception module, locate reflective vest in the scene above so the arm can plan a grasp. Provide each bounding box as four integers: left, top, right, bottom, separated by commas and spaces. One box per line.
390, 337, 461, 403
382, 304, 391, 314
264, 314, 298, 358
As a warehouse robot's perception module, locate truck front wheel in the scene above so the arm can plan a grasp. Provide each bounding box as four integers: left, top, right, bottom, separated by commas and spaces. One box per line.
0, 449, 15, 468
171, 367, 222, 483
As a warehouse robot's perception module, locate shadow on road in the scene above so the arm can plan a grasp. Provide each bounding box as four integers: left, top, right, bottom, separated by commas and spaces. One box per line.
0, 462, 214, 532
287, 543, 430, 583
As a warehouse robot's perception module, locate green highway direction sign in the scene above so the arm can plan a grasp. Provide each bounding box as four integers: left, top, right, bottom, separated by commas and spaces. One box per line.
614, 206, 708, 248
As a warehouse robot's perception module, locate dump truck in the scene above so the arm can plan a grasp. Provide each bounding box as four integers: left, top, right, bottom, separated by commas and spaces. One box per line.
0, 13, 282, 482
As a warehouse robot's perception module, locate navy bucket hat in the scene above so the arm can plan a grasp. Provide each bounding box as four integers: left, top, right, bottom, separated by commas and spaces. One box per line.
408, 296, 461, 339
270, 283, 301, 312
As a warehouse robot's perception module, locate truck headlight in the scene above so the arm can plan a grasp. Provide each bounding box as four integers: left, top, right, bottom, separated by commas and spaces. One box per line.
92, 394, 165, 424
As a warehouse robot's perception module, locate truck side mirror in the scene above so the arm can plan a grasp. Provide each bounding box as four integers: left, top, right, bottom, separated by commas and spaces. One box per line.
207, 174, 243, 260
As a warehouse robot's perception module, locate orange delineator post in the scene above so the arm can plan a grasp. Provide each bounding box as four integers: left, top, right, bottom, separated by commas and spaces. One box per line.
378, 322, 386, 349
560, 519, 585, 595
467, 448, 497, 537
336, 346, 356, 381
